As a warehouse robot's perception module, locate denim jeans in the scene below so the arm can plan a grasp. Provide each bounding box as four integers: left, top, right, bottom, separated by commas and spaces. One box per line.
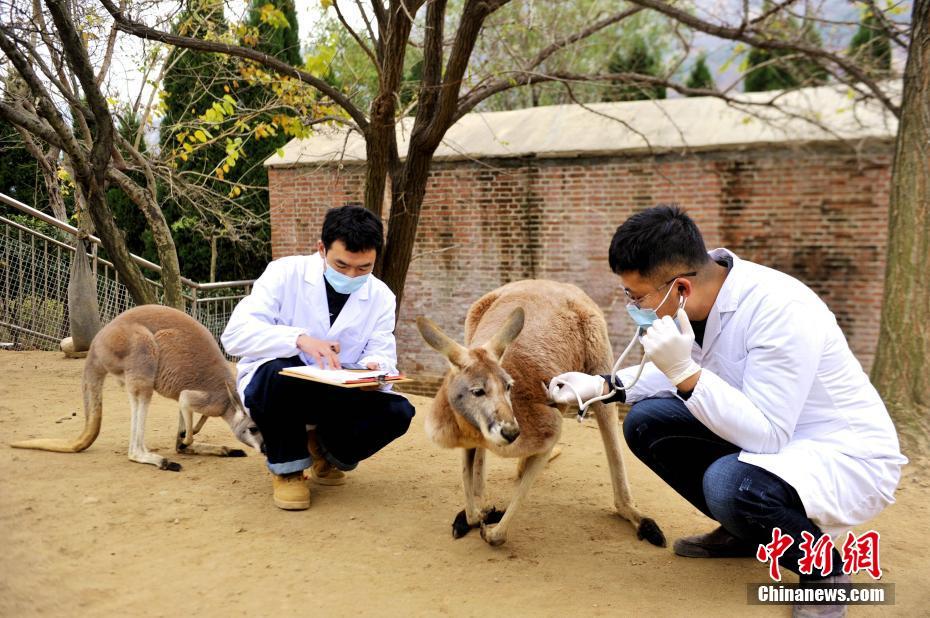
623, 396, 840, 578
244, 357, 415, 475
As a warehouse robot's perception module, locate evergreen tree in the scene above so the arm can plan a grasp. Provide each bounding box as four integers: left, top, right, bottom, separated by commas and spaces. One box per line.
0, 118, 44, 210
744, 15, 828, 92
159, 0, 239, 281
603, 35, 666, 102
849, 12, 892, 76
108, 111, 155, 261
685, 53, 714, 94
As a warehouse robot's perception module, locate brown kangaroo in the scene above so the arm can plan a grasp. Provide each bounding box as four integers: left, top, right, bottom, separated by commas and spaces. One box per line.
11, 305, 263, 470
417, 279, 665, 547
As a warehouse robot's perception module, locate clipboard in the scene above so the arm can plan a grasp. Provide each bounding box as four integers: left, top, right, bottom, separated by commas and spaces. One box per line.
279, 365, 414, 388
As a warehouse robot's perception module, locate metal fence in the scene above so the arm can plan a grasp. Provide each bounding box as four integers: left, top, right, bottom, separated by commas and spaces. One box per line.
0, 192, 254, 355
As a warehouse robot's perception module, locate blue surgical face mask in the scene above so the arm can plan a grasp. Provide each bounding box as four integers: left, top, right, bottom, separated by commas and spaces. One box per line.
323, 253, 369, 294
625, 279, 682, 331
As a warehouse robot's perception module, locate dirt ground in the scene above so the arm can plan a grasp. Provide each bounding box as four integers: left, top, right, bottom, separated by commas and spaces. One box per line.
1, 351, 927, 617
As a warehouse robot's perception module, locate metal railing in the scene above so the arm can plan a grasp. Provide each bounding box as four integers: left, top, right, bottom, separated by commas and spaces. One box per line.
0, 192, 254, 354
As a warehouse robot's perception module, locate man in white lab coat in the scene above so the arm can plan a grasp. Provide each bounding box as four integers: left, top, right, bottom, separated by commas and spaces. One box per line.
548, 206, 905, 616
222, 205, 415, 511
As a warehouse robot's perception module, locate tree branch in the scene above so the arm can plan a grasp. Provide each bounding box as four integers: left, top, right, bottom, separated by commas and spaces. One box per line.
334, 0, 380, 74
98, 0, 370, 131
456, 6, 644, 119
625, 0, 900, 116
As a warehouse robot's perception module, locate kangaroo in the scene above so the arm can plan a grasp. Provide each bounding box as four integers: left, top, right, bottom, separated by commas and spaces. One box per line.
11, 305, 263, 470
417, 280, 665, 547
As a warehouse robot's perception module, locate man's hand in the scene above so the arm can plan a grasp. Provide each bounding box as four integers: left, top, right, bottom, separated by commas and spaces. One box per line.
640, 308, 701, 386
297, 334, 341, 369
547, 372, 607, 405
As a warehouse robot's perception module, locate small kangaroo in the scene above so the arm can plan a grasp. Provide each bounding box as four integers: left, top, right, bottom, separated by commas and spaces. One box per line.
11, 305, 263, 470
417, 280, 665, 547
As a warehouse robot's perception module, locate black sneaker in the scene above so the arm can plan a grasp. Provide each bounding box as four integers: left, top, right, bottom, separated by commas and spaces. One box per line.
673, 525, 757, 558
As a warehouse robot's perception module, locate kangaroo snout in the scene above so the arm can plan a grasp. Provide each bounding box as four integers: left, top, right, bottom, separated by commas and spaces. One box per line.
500, 423, 521, 444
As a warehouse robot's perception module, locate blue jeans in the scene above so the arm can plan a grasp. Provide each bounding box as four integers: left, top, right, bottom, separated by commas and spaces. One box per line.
244, 357, 415, 475
623, 397, 840, 578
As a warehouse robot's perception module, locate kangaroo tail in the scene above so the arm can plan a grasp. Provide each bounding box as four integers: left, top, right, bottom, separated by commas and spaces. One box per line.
11, 352, 105, 453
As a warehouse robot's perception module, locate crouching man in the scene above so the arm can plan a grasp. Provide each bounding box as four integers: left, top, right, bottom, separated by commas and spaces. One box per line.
222, 205, 415, 510
548, 206, 906, 618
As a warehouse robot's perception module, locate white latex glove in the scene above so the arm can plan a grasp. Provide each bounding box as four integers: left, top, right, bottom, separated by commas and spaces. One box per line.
547, 372, 606, 405
640, 307, 701, 386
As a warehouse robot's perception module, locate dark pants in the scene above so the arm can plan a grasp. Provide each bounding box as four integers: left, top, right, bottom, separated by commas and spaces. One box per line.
244, 357, 415, 475
623, 397, 840, 578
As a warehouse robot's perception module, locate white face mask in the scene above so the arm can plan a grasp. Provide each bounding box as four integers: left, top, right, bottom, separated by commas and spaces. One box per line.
322, 251, 370, 294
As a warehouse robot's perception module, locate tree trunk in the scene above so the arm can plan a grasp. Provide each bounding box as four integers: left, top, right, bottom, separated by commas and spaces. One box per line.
83, 182, 157, 306
380, 146, 436, 309
210, 235, 217, 283
870, 0, 930, 453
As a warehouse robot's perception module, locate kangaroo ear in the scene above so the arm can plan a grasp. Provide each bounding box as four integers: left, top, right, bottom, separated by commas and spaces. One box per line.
224, 380, 242, 408
484, 307, 525, 361
416, 316, 469, 369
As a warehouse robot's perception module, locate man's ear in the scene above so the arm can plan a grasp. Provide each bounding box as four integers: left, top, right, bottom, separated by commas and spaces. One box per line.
317, 240, 325, 255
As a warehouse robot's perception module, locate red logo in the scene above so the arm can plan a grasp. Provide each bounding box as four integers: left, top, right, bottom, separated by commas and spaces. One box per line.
756, 528, 884, 581
841, 530, 882, 579
756, 527, 794, 582
798, 531, 835, 577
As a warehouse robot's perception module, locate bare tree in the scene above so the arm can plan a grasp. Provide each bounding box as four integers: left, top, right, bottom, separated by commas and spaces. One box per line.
0, 0, 182, 307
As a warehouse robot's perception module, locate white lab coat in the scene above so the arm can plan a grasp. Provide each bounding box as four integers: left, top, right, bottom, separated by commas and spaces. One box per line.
221, 252, 399, 409
617, 248, 907, 535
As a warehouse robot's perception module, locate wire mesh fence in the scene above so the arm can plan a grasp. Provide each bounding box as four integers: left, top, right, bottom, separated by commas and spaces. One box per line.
0, 195, 254, 356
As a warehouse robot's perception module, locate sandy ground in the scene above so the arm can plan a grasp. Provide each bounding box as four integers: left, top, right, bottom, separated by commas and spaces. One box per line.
0, 351, 928, 617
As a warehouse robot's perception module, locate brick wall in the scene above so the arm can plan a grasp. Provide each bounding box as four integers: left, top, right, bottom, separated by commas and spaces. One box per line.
268, 143, 892, 395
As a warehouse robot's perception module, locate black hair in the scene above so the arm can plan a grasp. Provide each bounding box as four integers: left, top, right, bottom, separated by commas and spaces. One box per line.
321, 204, 384, 254
608, 205, 710, 277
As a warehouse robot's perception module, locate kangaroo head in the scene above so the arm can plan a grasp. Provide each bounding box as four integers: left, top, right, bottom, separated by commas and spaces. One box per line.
417, 307, 525, 446
222, 380, 264, 452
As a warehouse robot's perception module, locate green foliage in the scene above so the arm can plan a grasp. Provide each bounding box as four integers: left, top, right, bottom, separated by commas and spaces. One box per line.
603, 34, 666, 102
685, 53, 714, 94
744, 12, 828, 92
0, 118, 45, 212
849, 12, 892, 76
107, 110, 155, 262
158, 0, 281, 282
476, 3, 674, 109
247, 0, 301, 65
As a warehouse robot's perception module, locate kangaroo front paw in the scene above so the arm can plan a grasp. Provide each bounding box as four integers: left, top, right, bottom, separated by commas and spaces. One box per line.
159, 460, 182, 472
225, 448, 247, 457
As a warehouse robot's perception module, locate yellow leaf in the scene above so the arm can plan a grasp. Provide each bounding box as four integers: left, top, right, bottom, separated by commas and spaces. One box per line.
320, 0, 333, 8
194, 130, 208, 143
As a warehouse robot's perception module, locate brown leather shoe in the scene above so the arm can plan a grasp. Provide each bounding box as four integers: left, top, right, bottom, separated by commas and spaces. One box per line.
305, 428, 346, 485
272, 472, 310, 510
673, 525, 757, 558
306, 459, 347, 485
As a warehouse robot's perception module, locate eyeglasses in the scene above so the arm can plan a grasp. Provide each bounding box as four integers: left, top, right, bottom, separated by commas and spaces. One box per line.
623, 271, 697, 309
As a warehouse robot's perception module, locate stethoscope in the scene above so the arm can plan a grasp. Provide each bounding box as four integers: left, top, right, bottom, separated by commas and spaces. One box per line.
554, 328, 649, 422
550, 290, 688, 422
